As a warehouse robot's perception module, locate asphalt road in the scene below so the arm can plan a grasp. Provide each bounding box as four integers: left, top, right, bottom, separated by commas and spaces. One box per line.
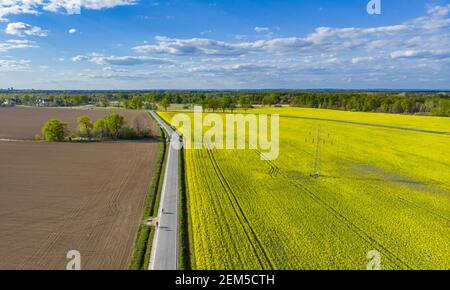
148, 111, 181, 270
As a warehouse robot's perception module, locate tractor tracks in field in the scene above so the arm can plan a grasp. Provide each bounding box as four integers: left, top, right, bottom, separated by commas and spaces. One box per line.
253, 149, 413, 270
23, 145, 131, 270
396, 196, 450, 224
209, 146, 411, 269
291, 180, 413, 269
205, 148, 274, 270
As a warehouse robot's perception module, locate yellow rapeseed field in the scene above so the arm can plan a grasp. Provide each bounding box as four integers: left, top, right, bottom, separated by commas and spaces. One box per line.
159, 107, 450, 270
235, 107, 450, 132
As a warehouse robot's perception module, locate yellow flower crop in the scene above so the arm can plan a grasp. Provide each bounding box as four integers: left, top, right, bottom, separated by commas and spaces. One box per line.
160, 108, 450, 270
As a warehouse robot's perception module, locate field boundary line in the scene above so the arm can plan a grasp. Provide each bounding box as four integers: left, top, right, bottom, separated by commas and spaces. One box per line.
0, 138, 36, 142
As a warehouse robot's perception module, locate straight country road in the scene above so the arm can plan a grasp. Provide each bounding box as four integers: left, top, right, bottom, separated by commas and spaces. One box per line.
148, 111, 181, 270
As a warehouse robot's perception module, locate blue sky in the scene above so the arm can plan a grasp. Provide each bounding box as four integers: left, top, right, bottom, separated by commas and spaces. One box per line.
0, 0, 449, 90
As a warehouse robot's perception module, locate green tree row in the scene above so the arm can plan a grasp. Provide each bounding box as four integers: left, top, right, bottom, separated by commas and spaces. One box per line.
38, 114, 152, 142
2, 90, 449, 117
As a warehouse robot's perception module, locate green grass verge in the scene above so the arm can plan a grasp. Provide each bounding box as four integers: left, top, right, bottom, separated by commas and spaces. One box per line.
128, 224, 151, 270
178, 147, 192, 269
142, 226, 155, 268
152, 138, 168, 217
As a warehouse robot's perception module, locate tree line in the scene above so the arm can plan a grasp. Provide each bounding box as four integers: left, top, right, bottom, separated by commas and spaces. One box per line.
160, 92, 450, 116
1, 90, 449, 117
289, 93, 450, 116
37, 113, 153, 142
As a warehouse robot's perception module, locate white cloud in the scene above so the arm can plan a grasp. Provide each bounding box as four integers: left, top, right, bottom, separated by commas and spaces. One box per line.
127, 5, 449, 88
2, 3, 449, 89
0, 59, 31, 71
390, 50, 421, 59
5, 22, 47, 37
133, 5, 449, 62
351, 56, 374, 64
68, 28, 77, 34
71, 55, 90, 62
133, 24, 414, 57
133, 36, 249, 56
427, 4, 450, 16
0, 39, 38, 52
254, 26, 270, 33
0, 1, 40, 22
102, 66, 128, 73
72, 54, 174, 66
390, 50, 450, 60
0, 0, 138, 21
44, 0, 137, 14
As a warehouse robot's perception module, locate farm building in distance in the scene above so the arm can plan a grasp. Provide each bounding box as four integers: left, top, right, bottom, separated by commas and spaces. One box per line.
1, 99, 16, 107
40, 99, 55, 107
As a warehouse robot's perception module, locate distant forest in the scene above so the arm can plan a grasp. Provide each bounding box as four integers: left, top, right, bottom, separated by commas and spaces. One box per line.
1, 90, 449, 117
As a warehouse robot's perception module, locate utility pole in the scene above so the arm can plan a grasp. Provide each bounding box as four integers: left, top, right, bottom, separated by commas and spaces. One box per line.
311, 125, 322, 178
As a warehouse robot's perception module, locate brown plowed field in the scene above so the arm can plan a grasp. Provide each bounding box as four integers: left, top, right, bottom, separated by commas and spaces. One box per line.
0, 141, 159, 269
0, 108, 160, 269
0, 106, 155, 140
